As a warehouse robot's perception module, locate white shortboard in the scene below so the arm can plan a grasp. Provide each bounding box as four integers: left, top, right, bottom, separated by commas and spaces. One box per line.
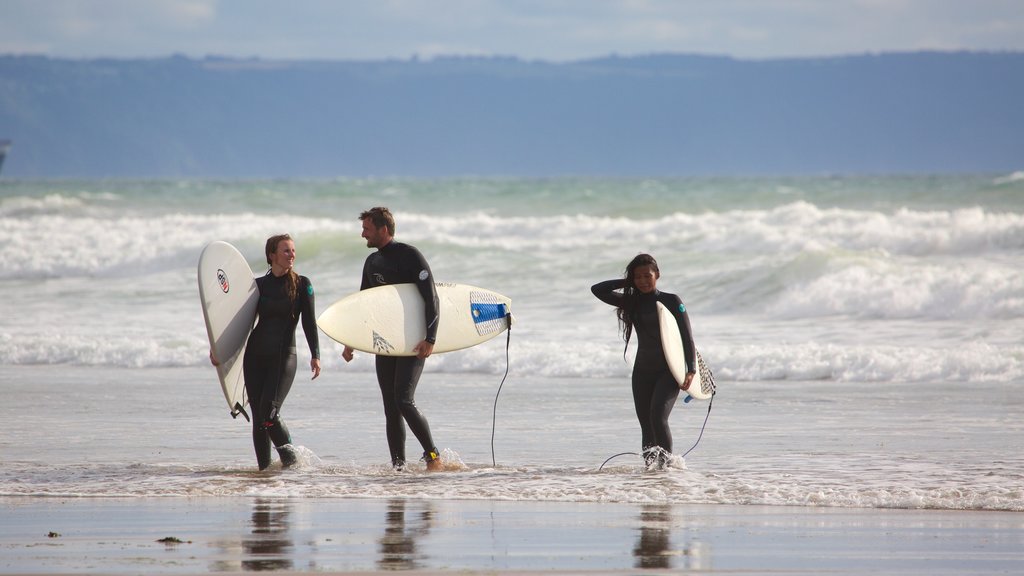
656, 301, 716, 401
198, 241, 258, 419
317, 282, 513, 356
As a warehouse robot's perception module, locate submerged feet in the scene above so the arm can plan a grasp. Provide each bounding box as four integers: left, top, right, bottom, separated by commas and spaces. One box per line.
277, 444, 298, 469
642, 447, 673, 471
389, 449, 441, 472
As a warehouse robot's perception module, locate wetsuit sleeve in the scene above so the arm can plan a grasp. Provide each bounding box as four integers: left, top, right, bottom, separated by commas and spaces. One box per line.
406, 246, 440, 343
359, 257, 372, 291
665, 294, 696, 373
299, 276, 320, 360
591, 279, 627, 307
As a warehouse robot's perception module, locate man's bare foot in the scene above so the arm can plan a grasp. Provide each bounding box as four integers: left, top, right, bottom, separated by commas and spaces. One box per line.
424, 449, 442, 471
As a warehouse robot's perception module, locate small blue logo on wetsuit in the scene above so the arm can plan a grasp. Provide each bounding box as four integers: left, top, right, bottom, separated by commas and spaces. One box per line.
678, 303, 686, 313
307, 284, 314, 296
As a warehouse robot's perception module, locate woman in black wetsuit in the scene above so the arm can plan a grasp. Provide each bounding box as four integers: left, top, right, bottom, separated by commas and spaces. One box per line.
592, 253, 695, 469
241, 234, 321, 470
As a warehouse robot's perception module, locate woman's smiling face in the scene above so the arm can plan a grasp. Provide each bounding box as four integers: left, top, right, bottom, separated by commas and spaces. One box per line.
269, 238, 296, 274
632, 264, 659, 294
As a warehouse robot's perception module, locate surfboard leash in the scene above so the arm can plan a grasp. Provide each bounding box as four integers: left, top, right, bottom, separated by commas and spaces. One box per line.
679, 391, 715, 460
490, 311, 513, 467
598, 452, 639, 471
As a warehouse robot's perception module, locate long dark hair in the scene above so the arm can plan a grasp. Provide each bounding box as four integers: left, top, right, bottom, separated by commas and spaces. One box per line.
265, 233, 298, 305
617, 253, 660, 353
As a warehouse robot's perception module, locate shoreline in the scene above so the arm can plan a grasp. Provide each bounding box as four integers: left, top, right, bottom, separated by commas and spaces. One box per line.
3, 496, 1022, 574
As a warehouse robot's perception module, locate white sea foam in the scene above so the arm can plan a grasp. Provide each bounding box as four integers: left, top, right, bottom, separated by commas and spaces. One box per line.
993, 171, 1024, 185
400, 202, 1024, 256
2, 211, 349, 278
2, 325, 1020, 385
3, 458, 1020, 511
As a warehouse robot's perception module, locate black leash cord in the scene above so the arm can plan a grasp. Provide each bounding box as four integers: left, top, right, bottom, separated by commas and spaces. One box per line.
598, 452, 639, 471
490, 312, 513, 467
679, 392, 715, 459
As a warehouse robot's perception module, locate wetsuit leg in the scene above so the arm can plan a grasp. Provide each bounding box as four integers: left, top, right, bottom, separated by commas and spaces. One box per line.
631, 367, 658, 453
268, 352, 297, 467
376, 356, 407, 466
244, 353, 275, 470
392, 356, 436, 456
649, 371, 681, 454
375, 355, 437, 467
244, 352, 296, 470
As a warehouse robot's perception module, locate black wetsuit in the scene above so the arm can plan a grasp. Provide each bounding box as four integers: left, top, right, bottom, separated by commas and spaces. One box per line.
361, 240, 440, 468
591, 279, 695, 458
243, 272, 320, 470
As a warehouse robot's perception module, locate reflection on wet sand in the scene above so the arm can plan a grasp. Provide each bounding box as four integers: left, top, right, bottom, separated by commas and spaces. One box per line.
377, 498, 434, 570
242, 499, 294, 571
633, 503, 709, 570
209, 498, 295, 572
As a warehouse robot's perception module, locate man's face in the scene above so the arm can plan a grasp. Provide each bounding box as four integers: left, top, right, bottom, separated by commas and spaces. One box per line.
361, 218, 388, 248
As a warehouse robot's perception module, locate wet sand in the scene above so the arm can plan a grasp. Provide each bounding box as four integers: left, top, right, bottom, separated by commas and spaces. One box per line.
2, 497, 1022, 574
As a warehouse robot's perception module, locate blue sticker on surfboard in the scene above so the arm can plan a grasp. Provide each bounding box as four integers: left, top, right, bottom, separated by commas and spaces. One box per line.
470, 294, 511, 336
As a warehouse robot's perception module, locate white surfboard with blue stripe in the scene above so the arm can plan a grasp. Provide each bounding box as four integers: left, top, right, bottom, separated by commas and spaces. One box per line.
318, 282, 513, 356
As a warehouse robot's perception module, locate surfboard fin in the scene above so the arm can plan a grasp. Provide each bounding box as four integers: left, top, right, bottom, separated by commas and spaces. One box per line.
232, 403, 251, 422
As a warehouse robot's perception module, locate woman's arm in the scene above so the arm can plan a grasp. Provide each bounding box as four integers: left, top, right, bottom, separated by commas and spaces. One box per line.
591, 279, 627, 307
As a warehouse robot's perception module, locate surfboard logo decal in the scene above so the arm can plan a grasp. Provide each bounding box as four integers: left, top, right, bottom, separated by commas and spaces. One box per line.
217, 269, 230, 293
372, 331, 395, 355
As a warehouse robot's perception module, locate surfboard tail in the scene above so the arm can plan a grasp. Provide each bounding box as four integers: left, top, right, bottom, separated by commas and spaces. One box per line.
696, 351, 717, 398
470, 291, 512, 336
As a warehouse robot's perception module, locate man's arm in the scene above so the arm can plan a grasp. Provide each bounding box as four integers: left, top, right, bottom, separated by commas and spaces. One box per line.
408, 246, 439, 357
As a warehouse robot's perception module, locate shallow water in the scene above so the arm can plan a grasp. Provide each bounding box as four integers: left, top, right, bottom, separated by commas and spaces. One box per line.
2, 365, 1021, 511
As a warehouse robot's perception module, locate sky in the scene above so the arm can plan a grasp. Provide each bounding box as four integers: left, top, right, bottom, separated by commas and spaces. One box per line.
1, 0, 1023, 62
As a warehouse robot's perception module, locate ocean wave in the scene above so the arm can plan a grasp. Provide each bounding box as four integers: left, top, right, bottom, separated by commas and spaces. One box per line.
758, 256, 1024, 319
5, 201, 1024, 278
0, 193, 92, 217
2, 330, 1019, 384
396, 203, 1024, 259
0, 212, 351, 279
993, 171, 1024, 185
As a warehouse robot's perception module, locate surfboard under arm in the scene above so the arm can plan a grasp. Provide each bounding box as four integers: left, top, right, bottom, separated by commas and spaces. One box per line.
318, 282, 514, 356
656, 301, 716, 401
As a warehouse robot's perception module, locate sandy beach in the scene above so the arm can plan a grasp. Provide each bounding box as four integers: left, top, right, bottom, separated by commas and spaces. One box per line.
2, 496, 1022, 574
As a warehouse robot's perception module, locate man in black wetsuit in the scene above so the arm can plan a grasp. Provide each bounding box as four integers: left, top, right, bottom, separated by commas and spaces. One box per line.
342, 207, 443, 471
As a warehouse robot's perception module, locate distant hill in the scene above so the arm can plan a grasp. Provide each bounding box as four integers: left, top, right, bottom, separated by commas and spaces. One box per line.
0, 52, 1021, 177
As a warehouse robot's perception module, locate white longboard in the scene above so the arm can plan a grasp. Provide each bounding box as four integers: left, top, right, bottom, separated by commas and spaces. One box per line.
318, 282, 513, 356
198, 241, 257, 419
656, 301, 716, 401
